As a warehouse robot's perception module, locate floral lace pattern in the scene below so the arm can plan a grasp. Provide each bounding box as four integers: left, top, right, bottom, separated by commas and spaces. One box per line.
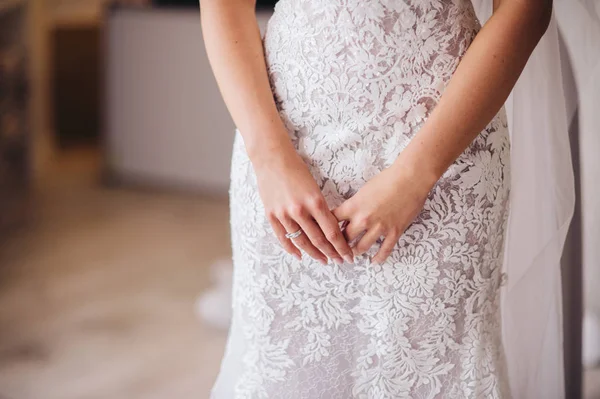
213, 0, 511, 398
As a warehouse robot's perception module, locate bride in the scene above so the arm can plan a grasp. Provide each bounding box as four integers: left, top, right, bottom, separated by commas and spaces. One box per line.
200, 0, 570, 397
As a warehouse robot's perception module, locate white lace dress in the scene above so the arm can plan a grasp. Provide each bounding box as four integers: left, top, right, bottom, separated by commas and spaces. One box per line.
212, 0, 512, 398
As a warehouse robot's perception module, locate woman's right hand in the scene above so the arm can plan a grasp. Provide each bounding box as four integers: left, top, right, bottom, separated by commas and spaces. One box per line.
251, 143, 354, 265
201, 0, 352, 265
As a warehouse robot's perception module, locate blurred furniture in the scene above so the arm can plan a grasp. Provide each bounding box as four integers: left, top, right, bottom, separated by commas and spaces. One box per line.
0, 0, 30, 232
46, 0, 112, 149
51, 23, 101, 148
104, 7, 272, 195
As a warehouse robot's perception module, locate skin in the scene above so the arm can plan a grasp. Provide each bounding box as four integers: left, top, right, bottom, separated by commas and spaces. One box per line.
200, 0, 553, 265
201, 0, 353, 265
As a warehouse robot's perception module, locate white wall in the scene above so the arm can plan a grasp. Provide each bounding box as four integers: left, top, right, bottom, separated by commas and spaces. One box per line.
105, 9, 271, 195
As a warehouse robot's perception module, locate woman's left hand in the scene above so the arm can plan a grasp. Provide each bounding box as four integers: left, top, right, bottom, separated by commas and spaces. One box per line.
332, 160, 437, 264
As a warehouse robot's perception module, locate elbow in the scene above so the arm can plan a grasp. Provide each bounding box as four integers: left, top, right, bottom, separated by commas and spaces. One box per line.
528, 0, 553, 38
537, 0, 553, 37
505, 0, 552, 39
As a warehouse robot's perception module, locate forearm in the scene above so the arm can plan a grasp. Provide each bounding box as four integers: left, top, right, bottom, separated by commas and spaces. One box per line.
200, 0, 292, 161
393, 0, 552, 184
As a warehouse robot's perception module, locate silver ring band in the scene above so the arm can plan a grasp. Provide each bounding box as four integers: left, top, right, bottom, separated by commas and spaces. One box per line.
285, 229, 303, 239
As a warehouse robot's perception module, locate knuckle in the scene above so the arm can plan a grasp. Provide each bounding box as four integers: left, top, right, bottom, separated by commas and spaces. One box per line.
305, 247, 320, 257
325, 230, 340, 242
307, 195, 325, 209
273, 208, 287, 221
295, 236, 308, 245
356, 215, 370, 227
314, 236, 328, 247
301, 242, 315, 251
288, 203, 304, 218
373, 222, 385, 233
266, 209, 277, 220
322, 245, 336, 255
355, 242, 367, 253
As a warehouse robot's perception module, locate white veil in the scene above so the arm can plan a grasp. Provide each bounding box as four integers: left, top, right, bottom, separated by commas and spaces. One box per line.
471, 1, 580, 398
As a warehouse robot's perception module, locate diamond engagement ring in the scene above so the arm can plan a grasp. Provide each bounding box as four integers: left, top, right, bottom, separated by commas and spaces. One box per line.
285, 229, 303, 239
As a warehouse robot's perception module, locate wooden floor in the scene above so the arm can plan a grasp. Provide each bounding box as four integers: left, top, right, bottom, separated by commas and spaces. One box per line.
0, 149, 228, 399
0, 148, 598, 399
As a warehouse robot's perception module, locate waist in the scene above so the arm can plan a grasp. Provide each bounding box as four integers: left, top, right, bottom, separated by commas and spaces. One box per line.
262, 0, 481, 134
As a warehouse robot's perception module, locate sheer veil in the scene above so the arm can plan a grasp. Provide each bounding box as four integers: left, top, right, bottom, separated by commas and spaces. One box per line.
500, 14, 573, 398
471, 1, 600, 397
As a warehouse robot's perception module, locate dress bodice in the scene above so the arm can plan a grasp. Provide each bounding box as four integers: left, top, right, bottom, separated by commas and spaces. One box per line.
263, 0, 483, 193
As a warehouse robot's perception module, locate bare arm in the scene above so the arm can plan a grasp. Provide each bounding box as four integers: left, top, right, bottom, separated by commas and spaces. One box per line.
334, 0, 553, 263
200, 0, 354, 264
394, 0, 552, 184
199, 0, 289, 158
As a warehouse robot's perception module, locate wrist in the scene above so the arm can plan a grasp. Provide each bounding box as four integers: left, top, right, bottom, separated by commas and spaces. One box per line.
246, 134, 297, 170
390, 152, 440, 194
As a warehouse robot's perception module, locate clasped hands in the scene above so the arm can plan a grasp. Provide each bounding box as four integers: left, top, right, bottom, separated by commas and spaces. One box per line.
253, 144, 435, 265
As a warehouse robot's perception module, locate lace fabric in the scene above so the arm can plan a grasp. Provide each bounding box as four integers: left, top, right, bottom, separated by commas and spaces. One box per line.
211, 1, 516, 398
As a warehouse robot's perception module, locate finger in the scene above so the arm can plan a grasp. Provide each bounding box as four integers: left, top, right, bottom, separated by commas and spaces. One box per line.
269, 216, 302, 260
371, 231, 400, 264
331, 202, 363, 247
331, 201, 352, 222
352, 225, 384, 256
297, 214, 343, 265
311, 206, 354, 264
280, 215, 328, 265
344, 218, 368, 244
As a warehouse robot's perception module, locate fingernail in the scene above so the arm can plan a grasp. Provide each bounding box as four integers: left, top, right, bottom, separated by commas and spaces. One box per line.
334, 258, 343, 265
344, 255, 353, 264
319, 258, 328, 265
295, 253, 302, 260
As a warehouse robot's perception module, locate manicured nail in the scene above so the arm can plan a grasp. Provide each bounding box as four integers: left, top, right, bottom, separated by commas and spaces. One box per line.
344, 255, 353, 264
334, 258, 343, 265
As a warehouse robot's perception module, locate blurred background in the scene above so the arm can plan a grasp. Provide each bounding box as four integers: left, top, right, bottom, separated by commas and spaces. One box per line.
0, 0, 598, 398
